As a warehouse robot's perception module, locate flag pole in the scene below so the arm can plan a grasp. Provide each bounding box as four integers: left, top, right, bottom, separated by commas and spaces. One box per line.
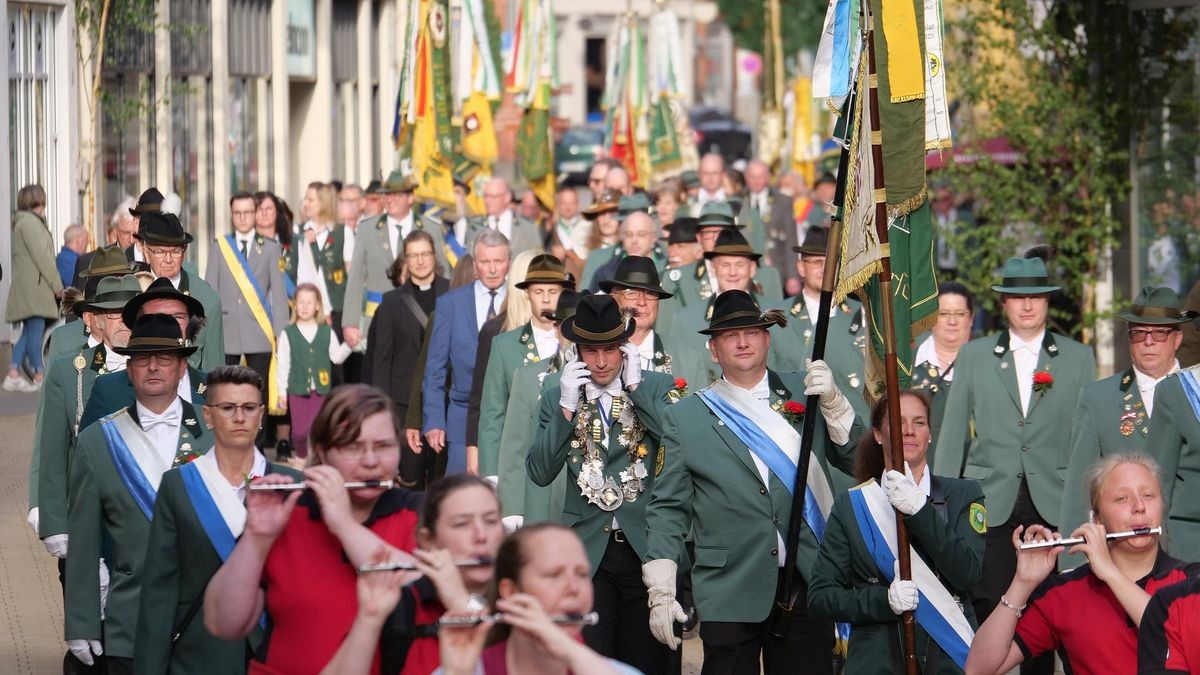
865, 8, 920, 675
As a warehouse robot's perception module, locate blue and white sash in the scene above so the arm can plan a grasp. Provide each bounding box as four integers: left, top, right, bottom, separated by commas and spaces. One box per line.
697, 380, 835, 541
847, 481, 974, 668
1177, 366, 1200, 423
100, 410, 172, 521
180, 449, 263, 561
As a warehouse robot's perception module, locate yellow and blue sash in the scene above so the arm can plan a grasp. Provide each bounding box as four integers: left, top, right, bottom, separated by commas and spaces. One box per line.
364, 290, 384, 318
217, 236, 283, 414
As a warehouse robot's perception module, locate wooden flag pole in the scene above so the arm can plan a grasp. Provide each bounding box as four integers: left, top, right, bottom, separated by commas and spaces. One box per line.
865, 10, 920, 675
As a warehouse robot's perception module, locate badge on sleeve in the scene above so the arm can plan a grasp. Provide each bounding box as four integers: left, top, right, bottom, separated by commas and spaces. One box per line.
655, 445, 666, 477
969, 503, 987, 534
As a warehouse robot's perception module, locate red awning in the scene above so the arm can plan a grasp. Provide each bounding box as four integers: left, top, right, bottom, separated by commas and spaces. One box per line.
926, 137, 1024, 170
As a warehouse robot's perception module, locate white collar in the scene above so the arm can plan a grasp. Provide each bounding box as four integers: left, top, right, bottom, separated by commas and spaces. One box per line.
634, 331, 657, 362
916, 465, 932, 497
167, 272, 182, 289
699, 188, 726, 203
136, 396, 183, 427
388, 212, 414, 229
724, 370, 771, 401
1008, 329, 1045, 353
87, 334, 101, 348
475, 280, 507, 301
104, 347, 128, 372
1135, 361, 1180, 390
234, 230, 256, 243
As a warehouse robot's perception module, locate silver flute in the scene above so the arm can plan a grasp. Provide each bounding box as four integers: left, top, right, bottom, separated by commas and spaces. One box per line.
357, 557, 493, 572
248, 479, 395, 492
437, 611, 600, 627
1019, 526, 1162, 550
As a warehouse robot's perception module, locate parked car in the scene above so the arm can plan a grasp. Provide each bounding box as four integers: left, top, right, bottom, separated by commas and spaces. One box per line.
689, 107, 752, 165
556, 126, 606, 185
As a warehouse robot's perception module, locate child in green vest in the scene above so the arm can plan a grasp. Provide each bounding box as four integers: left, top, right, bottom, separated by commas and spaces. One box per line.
275, 283, 353, 463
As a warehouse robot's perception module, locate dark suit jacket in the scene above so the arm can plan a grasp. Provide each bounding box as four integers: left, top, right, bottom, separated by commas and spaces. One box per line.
366, 278, 449, 418
79, 367, 208, 431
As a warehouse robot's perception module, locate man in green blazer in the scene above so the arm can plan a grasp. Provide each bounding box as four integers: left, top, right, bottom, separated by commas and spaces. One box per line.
35, 275, 141, 561
767, 227, 869, 423
65, 314, 209, 669
527, 294, 681, 675
343, 171, 449, 351
1061, 287, 1192, 564
640, 290, 861, 674
931, 257, 1095, 640
135, 211, 224, 371
135, 365, 299, 675
476, 254, 572, 480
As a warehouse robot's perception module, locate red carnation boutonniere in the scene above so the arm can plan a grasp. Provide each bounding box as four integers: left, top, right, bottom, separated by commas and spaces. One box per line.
781, 400, 806, 424
1033, 370, 1054, 396
674, 377, 688, 392
667, 377, 688, 403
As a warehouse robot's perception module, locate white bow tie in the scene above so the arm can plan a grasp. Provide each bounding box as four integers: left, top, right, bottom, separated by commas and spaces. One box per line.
141, 408, 180, 432
585, 381, 624, 403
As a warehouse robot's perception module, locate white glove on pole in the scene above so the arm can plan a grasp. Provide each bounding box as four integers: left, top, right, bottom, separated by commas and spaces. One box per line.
883, 465, 926, 516
27, 507, 39, 534
804, 359, 854, 445
642, 559, 686, 650
558, 360, 590, 412
619, 342, 642, 390
99, 559, 110, 620
67, 639, 103, 666
888, 561, 920, 614
44, 533, 68, 559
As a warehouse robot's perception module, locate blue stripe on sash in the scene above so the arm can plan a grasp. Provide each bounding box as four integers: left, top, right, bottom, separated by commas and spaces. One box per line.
180, 462, 238, 562
1179, 370, 1200, 424
226, 235, 272, 322
697, 389, 826, 542
284, 273, 296, 299
100, 417, 158, 521
445, 230, 467, 259
830, 0, 852, 97
848, 488, 971, 668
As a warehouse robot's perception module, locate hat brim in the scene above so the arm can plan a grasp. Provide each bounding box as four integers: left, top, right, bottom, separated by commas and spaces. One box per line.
990, 284, 1060, 295
515, 277, 574, 290
135, 232, 195, 246
560, 316, 637, 346
1117, 310, 1200, 325
703, 250, 762, 262
121, 289, 207, 328
698, 316, 778, 336
112, 343, 198, 357
793, 246, 827, 256
597, 279, 674, 299
583, 205, 619, 218
696, 220, 744, 230
80, 263, 137, 278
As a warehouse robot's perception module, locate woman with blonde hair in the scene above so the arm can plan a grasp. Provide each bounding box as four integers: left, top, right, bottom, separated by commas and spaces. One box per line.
965, 454, 1200, 675
296, 181, 347, 317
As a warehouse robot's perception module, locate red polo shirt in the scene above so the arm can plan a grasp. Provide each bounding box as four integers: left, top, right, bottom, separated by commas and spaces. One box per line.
1013, 552, 1198, 675
1140, 575, 1200, 674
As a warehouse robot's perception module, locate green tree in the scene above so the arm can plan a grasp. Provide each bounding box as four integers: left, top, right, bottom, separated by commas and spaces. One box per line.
714, 0, 823, 55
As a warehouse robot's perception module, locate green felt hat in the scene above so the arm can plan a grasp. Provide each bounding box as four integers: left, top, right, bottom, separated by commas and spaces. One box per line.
1117, 286, 1199, 326
990, 257, 1060, 295
616, 193, 652, 222
696, 201, 742, 229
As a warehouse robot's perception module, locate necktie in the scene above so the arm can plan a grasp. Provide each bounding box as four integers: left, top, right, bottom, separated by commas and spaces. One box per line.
487, 289, 498, 321
142, 408, 181, 432
240, 239, 249, 259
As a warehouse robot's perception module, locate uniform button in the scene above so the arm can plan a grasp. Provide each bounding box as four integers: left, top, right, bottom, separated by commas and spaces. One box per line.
760, 487, 768, 495
603, 525, 610, 533
773, 516, 780, 525
1022, 446, 1029, 452
718, 420, 725, 426
1017, 472, 1025, 479
1017, 421, 1024, 427
770, 548, 778, 556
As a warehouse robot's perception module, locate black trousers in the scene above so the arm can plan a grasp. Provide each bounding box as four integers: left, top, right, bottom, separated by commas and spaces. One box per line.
225, 352, 277, 446
971, 480, 1054, 675
395, 405, 445, 489
330, 311, 364, 384
583, 530, 678, 675
58, 559, 104, 675
699, 578, 833, 675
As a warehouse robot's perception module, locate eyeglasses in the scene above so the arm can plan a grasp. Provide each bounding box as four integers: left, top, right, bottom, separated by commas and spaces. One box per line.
205, 402, 265, 418
615, 288, 657, 302
938, 310, 971, 321
129, 353, 183, 367
145, 246, 185, 260
1129, 328, 1178, 343
333, 440, 402, 458
405, 250, 434, 261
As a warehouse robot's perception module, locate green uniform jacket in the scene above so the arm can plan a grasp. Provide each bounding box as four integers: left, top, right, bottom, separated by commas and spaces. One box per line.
1143, 368, 1200, 561
497, 363, 568, 523
36, 344, 112, 538
66, 404, 209, 657
48, 320, 89, 359
284, 225, 348, 312
644, 370, 863, 623
180, 269, 225, 372
657, 259, 783, 331
1060, 368, 1152, 557
478, 323, 551, 477
931, 331, 1095, 527
344, 213, 449, 334
528, 371, 677, 572
134, 460, 300, 675
767, 295, 869, 423
809, 476, 985, 674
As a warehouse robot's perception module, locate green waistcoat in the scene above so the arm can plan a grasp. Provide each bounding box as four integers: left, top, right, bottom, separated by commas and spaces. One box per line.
285, 324, 332, 395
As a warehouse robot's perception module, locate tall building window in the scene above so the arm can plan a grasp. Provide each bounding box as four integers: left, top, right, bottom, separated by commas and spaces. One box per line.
98, 9, 155, 232
170, 0, 214, 244
332, 0, 357, 182
230, 0, 272, 192
8, 4, 60, 228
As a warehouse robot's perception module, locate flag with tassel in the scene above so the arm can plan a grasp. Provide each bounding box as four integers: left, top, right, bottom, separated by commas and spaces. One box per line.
646, 4, 698, 183
602, 11, 650, 187
453, 0, 502, 215
506, 0, 558, 211
394, 0, 457, 206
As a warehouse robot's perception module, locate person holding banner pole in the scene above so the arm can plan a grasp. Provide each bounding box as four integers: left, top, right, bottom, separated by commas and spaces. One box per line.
809, 390, 985, 674
133, 366, 300, 674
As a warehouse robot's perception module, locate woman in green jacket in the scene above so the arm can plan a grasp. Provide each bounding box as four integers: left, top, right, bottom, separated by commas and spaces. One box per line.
809, 391, 986, 674
5, 184, 63, 392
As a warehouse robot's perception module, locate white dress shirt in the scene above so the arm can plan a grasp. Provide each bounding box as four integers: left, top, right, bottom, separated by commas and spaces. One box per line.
1136, 361, 1179, 418
343, 224, 357, 267
531, 325, 559, 361
234, 231, 255, 257
473, 280, 508, 331
1009, 330, 1045, 416
750, 189, 771, 216
569, 221, 593, 258
179, 369, 193, 402
486, 210, 515, 240
913, 335, 955, 382
86, 334, 101, 349
697, 188, 726, 207
166, 272, 183, 289
802, 291, 836, 325
633, 331, 657, 370
727, 371, 790, 566
388, 212, 415, 254
103, 347, 128, 373
136, 397, 183, 462
297, 221, 333, 314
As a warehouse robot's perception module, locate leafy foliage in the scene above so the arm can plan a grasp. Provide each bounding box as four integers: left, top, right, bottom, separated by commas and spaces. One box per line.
713, 0, 824, 56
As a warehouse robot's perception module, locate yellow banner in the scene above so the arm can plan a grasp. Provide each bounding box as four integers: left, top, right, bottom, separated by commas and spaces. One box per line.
216, 237, 283, 415
881, 0, 924, 103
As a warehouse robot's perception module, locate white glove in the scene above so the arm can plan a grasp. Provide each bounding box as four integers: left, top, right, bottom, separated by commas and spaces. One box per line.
883, 465, 926, 516
99, 559, 110, 619
501, 515, 524, 533
27, 507, 39, 534
888, 561, 920, 614
642, 559, 686, 650
558, 359, 590, 412
619, 342, 642, 390
44, 533, 68, 559
67, 639, 103, 666
804, 359, 854, 445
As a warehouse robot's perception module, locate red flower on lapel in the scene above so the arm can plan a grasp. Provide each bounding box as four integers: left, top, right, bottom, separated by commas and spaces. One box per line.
781, 400, 806, 424
1033, 370, 1054, 396
673, 377, 688, 391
